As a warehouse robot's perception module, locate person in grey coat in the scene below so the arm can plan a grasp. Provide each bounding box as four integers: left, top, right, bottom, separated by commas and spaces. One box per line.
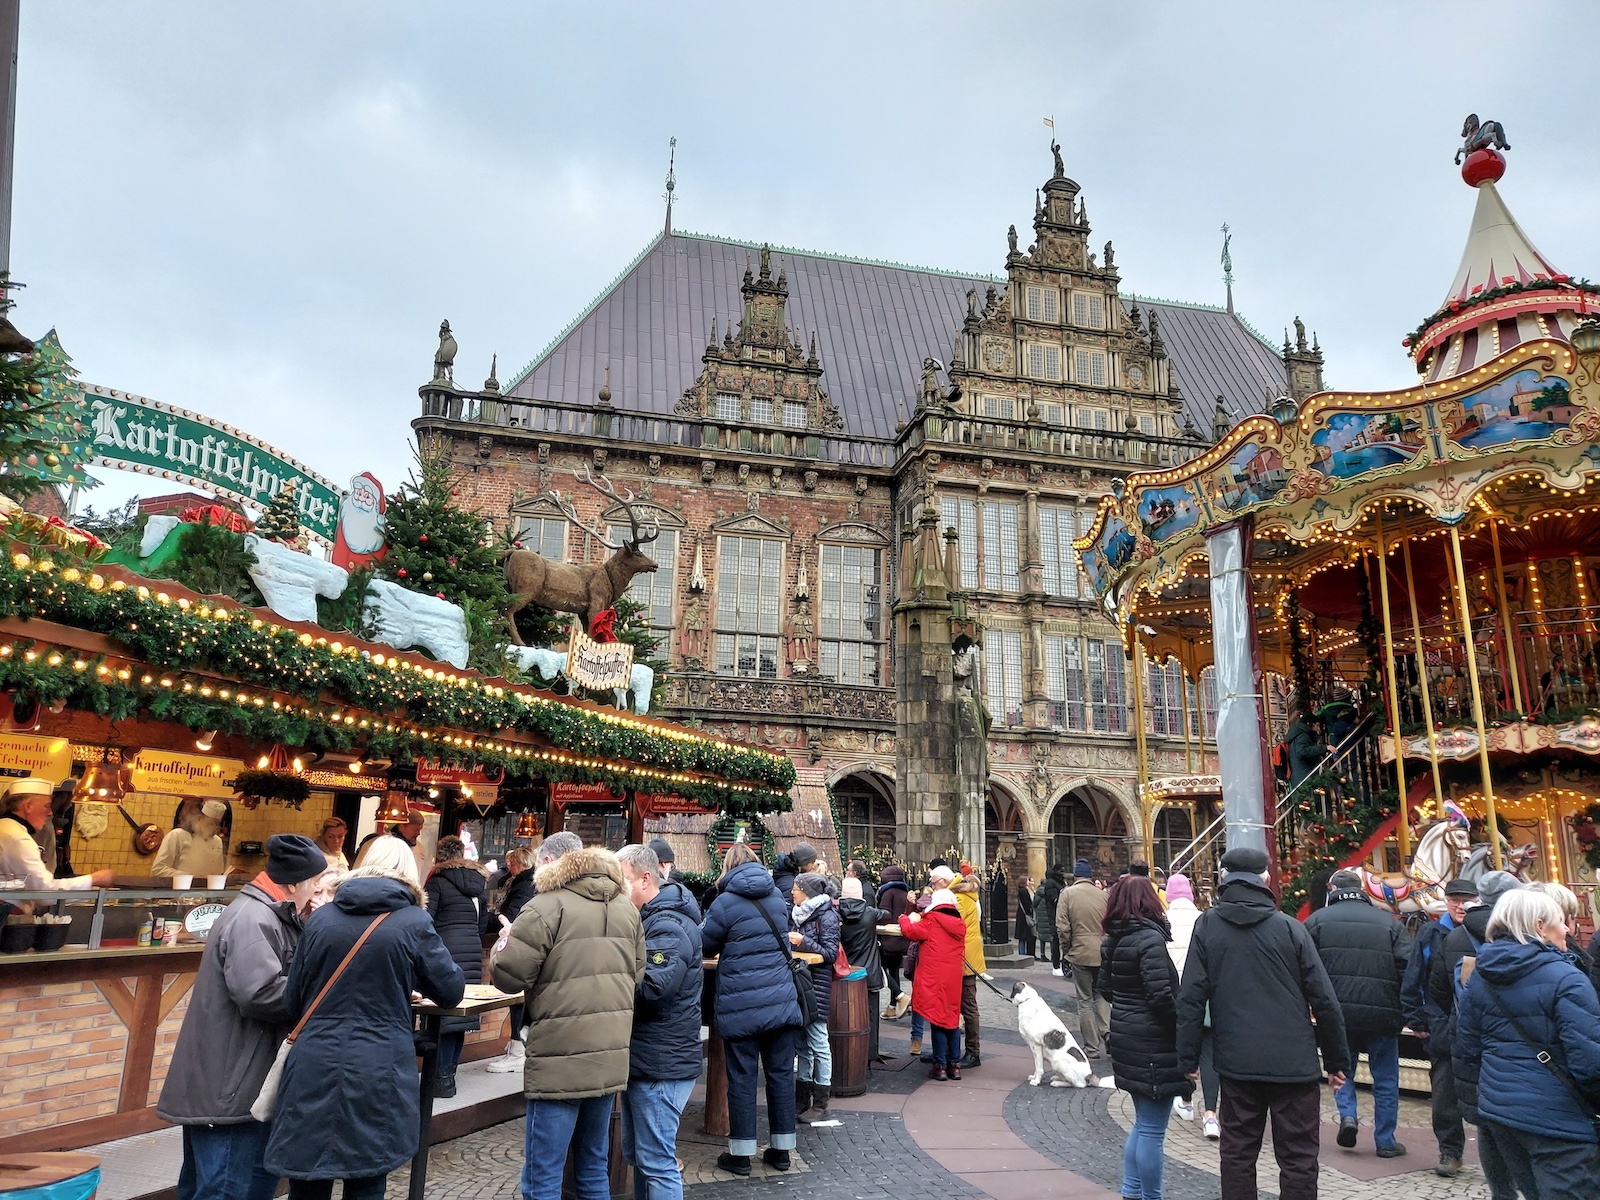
157, 834, 328, 1200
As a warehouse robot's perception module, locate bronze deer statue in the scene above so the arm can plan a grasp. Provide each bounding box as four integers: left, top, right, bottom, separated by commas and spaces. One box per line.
503, 465, 659, 645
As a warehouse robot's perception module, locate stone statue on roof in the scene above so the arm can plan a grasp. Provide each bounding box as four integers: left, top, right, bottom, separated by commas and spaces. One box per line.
1294, 316, 1307, 351
433, 320, 457, 382
1051, 139, 1064, 179
1007, 224, 1018, 255
966, 288, 977, 317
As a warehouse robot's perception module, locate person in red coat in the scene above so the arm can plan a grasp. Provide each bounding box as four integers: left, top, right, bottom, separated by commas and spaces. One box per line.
900, 888, 967, 1080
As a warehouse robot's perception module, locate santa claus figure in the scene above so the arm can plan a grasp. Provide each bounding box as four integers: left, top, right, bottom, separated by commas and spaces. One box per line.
332, 471, 388, 570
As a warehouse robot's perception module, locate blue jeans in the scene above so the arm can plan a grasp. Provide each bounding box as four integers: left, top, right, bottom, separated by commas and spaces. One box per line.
1122, 1094, 1172, 1200
910, 1010, 926, 1041
1335, 1032, 1400, 1149
796, 1020, 832, 1085
522, 1095, 613, 1200
178, 1121, 278, 1200
724, 1027, 796, 1157
620, 1078, 694, 1200
930, 1024, 961, 1066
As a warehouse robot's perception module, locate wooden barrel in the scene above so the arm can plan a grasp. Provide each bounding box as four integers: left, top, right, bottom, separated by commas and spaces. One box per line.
827, 974, 869, 1097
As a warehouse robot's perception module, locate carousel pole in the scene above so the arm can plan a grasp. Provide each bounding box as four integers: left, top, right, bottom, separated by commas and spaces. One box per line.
1402, 537, 1448, 818
1374, 513, 1411, 861
1450, 524, 1503, 870
1179, 645, 1196, 774
1488, 520, 1526, 716
1132, 634, 1155, 864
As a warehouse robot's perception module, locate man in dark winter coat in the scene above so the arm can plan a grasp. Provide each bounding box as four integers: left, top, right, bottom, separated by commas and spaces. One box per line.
839, 877, 891, 1062
771, 841, 818, 915
1177, 846, 1349, 1200
1281, 712, 1325, 789
648, 836, 706, 911
1305, 869, 1414, 1158
876, 864, 913, 1018
1034, 865, 1065, 975
1401, 876, 1476, 1177
618, 844, 703, 1200
158, 834, 328, 1200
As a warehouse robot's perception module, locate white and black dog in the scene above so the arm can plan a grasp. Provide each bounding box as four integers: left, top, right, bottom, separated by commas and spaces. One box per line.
1010, 981, 1108, 1088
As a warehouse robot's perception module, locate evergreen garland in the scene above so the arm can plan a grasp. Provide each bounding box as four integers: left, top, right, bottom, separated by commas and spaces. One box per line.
1404, 278, 1600, 352
0, 555, 794, 805
1280, 773, 1398, 914
168, 523, 265, 608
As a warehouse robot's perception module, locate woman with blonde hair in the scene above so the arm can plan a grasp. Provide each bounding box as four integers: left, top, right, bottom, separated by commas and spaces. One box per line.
1456, 887, 1600, 1197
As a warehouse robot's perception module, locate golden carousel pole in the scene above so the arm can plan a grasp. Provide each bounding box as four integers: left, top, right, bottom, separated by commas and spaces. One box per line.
1374, 513, 1411, 861
1488, 520, 1526, 716
1450, 524, 1503, 870
1402, 537, 1448, 817
1179, 644, 1197, 774
1132, 633, 1155, 865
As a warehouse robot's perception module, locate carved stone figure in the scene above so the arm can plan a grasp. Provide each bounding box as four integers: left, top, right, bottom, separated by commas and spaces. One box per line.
1051, 139, 1064, 178
680, 597, 708, 667
701, 460, 716, 484
1294, 316, 1307, 352
1007, 224, 1018, 255
786, 600, 815, 672
433, 320, 457, 382
1103, 240, 1115, 269
504, 465, 660, 643
966, 288, 978, 318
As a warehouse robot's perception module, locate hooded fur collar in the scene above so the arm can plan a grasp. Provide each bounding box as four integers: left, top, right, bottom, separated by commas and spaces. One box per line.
793, 893, 832, 923
951, 874, 979, 895
533, 846, 625, 894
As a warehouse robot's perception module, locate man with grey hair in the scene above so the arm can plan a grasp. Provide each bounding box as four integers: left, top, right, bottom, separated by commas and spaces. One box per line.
1306, 868, 1414, 1156
615, 844, 702, 1200
536, 830, 583, 866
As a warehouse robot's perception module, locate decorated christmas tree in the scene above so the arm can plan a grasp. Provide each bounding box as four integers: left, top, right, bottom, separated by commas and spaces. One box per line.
0, 326, 97, 500
378, 437, 523, 669
253, 479, 302, 543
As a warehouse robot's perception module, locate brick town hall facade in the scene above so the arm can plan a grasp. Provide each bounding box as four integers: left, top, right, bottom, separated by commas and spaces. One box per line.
418, 148, 1323, 883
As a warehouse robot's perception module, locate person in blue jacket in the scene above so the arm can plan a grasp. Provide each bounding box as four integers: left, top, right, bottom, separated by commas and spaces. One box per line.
700, 843, 803, 1177
263, 866, 465, 1200
1455, 888, 1600, 1199
617, 843, 703, 1200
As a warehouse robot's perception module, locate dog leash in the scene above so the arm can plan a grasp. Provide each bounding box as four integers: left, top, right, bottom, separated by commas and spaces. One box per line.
964, 960, 1012, 999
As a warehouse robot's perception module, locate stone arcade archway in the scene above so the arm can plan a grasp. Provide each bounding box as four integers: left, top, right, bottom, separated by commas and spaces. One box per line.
831, 767, 897, 858
1046, 784, 1133, 878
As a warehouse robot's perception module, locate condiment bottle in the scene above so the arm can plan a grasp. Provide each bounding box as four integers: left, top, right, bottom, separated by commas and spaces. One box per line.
137, 912, 154, 947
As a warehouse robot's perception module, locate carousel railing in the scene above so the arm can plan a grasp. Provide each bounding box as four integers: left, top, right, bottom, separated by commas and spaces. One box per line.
1168, 712, 1381, 900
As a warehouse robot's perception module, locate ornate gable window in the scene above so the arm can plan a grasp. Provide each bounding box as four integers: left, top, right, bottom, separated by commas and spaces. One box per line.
983, 628, 1024, 727
1024, 285, 1060, 323
1072, 292, 1106, 329
782, 400, 807, 428
711, 514, 788, 679
1026, 342, 1062, 381
713, 393, 741, 421
817, 524, 888, 686
509, 495, 572, 560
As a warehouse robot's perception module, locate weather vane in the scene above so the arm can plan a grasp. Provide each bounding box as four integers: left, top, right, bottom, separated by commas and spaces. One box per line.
1221, 223, 1234, 314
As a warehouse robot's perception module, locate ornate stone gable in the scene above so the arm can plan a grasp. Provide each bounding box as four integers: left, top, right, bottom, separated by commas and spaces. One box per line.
673, 244, 845, 433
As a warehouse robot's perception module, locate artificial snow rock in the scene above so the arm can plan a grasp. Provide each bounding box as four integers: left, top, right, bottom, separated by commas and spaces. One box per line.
366, 578, 469, 669
245, 534, 350, 624
140, 515, 182, 558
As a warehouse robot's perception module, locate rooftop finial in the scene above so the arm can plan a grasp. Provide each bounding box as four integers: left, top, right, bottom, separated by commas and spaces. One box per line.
1220, 223, 1234, 314
663, 136, 677, 235
1455, 114, 1509, 186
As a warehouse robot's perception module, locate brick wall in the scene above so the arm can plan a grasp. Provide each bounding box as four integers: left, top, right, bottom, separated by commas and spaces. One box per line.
0, 979, 130, 1138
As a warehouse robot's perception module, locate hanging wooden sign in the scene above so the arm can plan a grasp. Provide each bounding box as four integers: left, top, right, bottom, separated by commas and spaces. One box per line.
128, 750, 243, 797
0, 733, 71, 780
565, 619, 635, 692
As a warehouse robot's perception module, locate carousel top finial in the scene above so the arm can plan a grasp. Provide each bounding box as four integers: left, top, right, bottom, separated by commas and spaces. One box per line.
1455, 113, 1510, 187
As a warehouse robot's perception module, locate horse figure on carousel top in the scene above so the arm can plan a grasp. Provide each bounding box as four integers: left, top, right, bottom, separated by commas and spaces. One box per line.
1460, 838, 1538, 885
1455, 114, 1510, 164
1356, 801, 1473, 916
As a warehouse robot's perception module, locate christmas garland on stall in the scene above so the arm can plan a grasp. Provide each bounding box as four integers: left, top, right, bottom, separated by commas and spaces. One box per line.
0, 554, 795, 803
1569, 804, 1600, 871
1403, 278, 1600, 352
1279, 773, 1398, 914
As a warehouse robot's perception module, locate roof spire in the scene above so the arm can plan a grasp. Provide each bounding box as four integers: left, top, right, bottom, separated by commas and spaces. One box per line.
663, 136, 677, 236
1220, 223, 1234, 314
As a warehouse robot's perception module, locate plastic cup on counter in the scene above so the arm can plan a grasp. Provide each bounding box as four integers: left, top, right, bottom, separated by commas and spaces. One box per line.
162, 920, 180, 946
206, 874, 228, 889
173, 874, 194, 890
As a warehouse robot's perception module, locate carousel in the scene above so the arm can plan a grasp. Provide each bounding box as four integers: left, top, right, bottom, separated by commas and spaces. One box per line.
1076, 117, 1600, 921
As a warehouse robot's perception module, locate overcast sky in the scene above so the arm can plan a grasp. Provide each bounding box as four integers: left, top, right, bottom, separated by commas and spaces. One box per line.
15, 2, 1599, 510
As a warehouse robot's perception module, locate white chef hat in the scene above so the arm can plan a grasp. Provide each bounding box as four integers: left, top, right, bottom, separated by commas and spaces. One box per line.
201, 800, 228, 819
5, 778, 52, 798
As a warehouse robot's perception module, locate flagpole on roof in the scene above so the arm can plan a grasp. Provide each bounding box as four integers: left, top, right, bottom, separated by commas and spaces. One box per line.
663, 136, 677, 237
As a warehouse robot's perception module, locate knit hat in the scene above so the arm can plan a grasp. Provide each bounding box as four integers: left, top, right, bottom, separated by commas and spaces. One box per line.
201, 800, 228, 819
1165, 873, 1193, 902
1443, 878, 1479, 898
647, 837, 675, 864
1219, 846, 1270, 875
795, 872, 829, 898
1128, 862, 1150, 877
841, 877, 863, 899
928, 865, 956, 885
929, 888, 958, 909
958, 861, 974, 876
791, 842, 818, 868
266, 834, 328, 885
1073, 858, 1093, 879
1475, 870, 1522, 908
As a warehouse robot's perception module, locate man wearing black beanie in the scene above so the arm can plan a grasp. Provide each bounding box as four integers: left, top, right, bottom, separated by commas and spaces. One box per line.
159, 834, 328, 1200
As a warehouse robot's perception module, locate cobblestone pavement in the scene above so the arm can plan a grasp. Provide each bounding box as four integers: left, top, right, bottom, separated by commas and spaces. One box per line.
391, 961, 1494, 1200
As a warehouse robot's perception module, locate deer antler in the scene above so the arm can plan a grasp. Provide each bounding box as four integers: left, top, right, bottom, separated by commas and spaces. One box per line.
551, 481, 623, 550
576, 463, 659, 547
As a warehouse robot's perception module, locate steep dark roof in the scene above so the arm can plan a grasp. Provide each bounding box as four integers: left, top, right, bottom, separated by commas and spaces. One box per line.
507, 231, 1286, 439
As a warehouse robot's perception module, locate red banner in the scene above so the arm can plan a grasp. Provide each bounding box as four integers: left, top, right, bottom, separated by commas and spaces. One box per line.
550, 781, 623, 805
637, 793, 708, 816
416, 761, 504, 786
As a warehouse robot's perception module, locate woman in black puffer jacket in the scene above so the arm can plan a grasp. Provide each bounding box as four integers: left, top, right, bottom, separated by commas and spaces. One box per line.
424, 836, 489, 1098
1097, 875, 1192, 1200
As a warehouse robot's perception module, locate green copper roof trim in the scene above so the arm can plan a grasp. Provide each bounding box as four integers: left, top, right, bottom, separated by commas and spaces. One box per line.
671, 229, 1009, 285
1123, 293, 1281, 357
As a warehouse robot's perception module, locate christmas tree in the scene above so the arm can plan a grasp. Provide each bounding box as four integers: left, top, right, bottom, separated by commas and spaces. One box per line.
378, 437, 521, 670
0, 326, 97, 500
254, 479, 302, 543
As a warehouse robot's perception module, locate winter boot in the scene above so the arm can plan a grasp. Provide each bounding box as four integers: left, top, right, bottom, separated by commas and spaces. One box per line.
715, 1153, 751, 1177
908, 1037, 922, 1057
431, 1071, 457, 1099
808, 1085, 830, 1120
485, 1038, 526, 1074
762, 1148, 791, 1172
947, 1061, 961, 1081
795, 1079, 814, 1118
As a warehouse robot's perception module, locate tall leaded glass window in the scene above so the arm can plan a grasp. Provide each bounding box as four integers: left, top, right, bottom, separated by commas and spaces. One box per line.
982, 502, 1020, 592
713, 537, 783, 679
608, 525, 677, 631
513, 516, 566, 560
1040, 505, 1084, 598
940, 497, 979, 590
984, 629, 1024, 728
819, 544, 882, 685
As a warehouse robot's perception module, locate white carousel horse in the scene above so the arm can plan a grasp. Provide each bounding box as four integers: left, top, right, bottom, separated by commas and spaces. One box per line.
1460, 840, 1538, 884
1356, 809, 1472, 915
